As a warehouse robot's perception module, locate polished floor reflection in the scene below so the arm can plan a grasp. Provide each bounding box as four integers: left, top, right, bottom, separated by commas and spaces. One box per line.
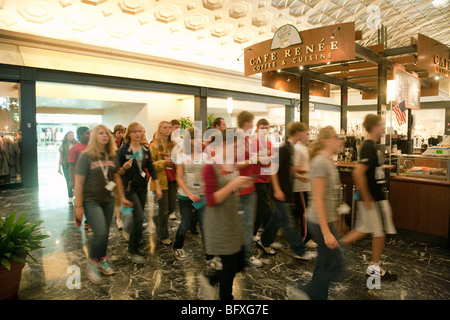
0, 148, 449, 300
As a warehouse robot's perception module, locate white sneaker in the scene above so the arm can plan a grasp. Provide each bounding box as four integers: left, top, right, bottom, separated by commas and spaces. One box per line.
169, 212, 177, 220
270, 242, 284, 249
116, 219, 124, 230
247, 256, 263, 267
253, 235, 260, 242
129, 253, 147, 264
305, 240, 318, 249
286, 286, 310, 300
206, 256, 223, 271
294, 251, 318, 261
197, 273, 219, 300
160, 238, 172, 245
173, 248, 187, 261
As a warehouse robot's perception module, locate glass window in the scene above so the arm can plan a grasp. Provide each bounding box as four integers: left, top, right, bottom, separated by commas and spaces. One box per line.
0, 81, 21, 185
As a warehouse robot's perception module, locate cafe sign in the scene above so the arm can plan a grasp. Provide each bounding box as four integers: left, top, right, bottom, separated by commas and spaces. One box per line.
417, 34, 450, 78
244, 22, 355, 77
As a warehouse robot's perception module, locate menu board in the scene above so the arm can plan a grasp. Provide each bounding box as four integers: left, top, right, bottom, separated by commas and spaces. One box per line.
394, 66, 420, 110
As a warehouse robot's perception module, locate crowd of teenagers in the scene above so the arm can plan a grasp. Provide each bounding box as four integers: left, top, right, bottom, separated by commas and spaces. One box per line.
58, 111, 397, 300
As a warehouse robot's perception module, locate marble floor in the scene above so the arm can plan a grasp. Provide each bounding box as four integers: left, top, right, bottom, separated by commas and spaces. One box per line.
1, 148, 449, 302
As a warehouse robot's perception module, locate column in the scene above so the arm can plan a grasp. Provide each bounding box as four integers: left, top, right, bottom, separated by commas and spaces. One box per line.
194, 87, 207, 131
340, 85, 348, 134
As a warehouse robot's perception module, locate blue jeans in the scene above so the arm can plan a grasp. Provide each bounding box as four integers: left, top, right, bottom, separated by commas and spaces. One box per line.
155, 190, 170, 241
240, 192, 257, 260
125, 188, 147, 254
304, 222, 344, 300
174, 198, 213, 260
83, 200, 115, 261
260, 201, 306, 257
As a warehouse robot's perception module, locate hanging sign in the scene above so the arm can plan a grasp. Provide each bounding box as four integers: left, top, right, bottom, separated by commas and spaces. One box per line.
417, 34, 450, 78
393, 65, 421, 110
244, 22, 356, 76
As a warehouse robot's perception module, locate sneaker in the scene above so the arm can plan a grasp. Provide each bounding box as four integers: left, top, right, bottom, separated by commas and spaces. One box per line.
256, 240, 276, 255
169, 212, 177, 220
116, 219, 124, 230
247, 256, 263, 267
366, 263, 398, 281
84, 223, 91, 231
294, 251, 318, 261
206, 256, 223, 271
253, 235, 260, 242
86, 259, 102, 285
173, 248, 187, 261
160, 238, 172, 245
270, 242, 284, 249
129, 253, 147, 264
286, 286, 310, 300
99, 257, 115, 276
305, 239, 318, 249
197, 273, 219, 300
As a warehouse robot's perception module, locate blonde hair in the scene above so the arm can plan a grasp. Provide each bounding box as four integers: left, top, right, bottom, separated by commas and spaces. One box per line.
85, 124, 117, 159
156, 121, 175, 155
309, 126, 336, 160
123, 122, 143, 145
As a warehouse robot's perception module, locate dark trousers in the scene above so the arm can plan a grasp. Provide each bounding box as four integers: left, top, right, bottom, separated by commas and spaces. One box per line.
168, 180, 177, 214
219, 248, 245, 300
253, 183, 273, 235
304, 222, 344, 300
62, 163, 73, 198
125, 188, 147, 254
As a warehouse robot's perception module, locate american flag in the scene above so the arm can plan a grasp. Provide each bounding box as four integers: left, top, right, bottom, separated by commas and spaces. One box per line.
393, 100, 407, 126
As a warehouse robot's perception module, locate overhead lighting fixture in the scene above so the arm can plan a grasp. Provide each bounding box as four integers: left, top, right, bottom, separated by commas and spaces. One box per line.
277, 69, 281, 73
435, 75, 439, 80
227, 97, 233, 114
299, 66, 304, 70
331, 26, 340, 39
327, 61, 330, 65
387, 80, 397, 102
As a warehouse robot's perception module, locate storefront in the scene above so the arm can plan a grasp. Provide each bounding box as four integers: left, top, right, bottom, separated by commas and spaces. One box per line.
243, 23, 450, 244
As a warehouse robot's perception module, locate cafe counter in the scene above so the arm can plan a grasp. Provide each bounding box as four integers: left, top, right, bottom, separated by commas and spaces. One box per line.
336, 162, 450, 242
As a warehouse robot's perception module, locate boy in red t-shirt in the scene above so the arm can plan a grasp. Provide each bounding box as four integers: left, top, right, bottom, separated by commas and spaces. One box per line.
252, 119, 274, 244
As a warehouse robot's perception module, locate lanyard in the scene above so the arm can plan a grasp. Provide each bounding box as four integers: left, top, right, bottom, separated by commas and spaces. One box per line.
98, 153, 110, 182
134, 147, 144, 172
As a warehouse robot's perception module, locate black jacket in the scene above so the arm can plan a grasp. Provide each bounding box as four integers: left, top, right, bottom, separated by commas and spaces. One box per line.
118, 143, 158, 191
275, 140, 294, 203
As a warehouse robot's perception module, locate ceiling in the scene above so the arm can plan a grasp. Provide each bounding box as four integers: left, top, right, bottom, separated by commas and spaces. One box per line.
0, 0, 448, 75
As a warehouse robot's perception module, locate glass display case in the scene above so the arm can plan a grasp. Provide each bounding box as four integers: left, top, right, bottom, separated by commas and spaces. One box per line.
397, 155, 450, 181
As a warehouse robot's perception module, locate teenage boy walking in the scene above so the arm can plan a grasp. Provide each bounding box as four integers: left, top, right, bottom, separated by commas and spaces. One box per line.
339, 114, 397, 281
257, 122, 317, 262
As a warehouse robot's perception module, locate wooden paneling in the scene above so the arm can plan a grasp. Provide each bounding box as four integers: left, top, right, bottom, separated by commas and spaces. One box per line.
390, 178, 450, 238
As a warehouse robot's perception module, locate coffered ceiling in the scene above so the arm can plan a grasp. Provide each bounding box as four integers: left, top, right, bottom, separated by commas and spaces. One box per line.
0, 0, 449, 75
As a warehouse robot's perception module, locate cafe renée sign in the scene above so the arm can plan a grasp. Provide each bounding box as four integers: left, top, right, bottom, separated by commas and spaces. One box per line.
244, 22, 356, 77
417, 34, 450, 78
